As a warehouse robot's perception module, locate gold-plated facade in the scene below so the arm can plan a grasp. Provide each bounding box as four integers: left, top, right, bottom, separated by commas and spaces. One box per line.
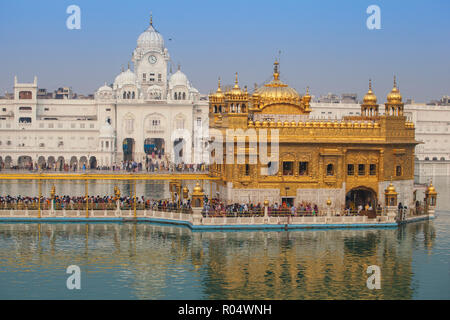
209, 62, 418, 207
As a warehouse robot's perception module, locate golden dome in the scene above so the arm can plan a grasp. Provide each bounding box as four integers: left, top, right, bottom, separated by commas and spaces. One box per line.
426, 181, 437, 195
253, 61, 302, 107
192, 182, 203, 195
387, 76, 402, 104
385, 182, 397, 195
226, 72, 245, 99
363, 79, 377, 105
209, 77, 225, 101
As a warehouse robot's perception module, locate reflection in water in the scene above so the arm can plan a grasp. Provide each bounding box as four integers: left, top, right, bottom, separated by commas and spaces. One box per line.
0, 175, 448, 299
0, 219, 443, 300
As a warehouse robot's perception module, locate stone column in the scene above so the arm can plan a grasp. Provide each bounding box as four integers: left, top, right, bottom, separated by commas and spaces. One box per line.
264, 199, 269, 223
192, 207, 203, 225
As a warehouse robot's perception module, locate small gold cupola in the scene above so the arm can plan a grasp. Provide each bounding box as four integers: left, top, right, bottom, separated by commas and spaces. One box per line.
225, 72, 249, 114
385, 76, 404, 116
387, 76, 402, 104
361, 79, 379, 117
209, 77, 226, 118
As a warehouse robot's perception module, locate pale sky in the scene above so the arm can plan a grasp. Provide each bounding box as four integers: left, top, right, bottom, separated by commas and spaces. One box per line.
0, 0, 449, 102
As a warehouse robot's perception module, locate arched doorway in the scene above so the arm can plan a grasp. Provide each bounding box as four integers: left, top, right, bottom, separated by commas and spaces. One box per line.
37, 156, 46, 169
57, 156, 65, 171
79, 156, 88, 170
18, 156, 32, 169
70, 156, 78, 170
345, 186, 377, 214
4, 156, 12, 169
89, 156, 97, 169
47, 156, 56, 169
123, 138, 135, 161
144, 138, 165, 157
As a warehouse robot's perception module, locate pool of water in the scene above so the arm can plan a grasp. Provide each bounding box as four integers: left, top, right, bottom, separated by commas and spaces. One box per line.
0, 176, 448, 299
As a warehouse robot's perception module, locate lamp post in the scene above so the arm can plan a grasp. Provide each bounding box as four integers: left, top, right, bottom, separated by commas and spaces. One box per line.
133, 179, 137, 219
425, 181, 438, 216
114, 186, 121, 214
38, 177, 42, 218
85, 179, 89, 218
384, 182, 398, 220
191, 182, 204, 225
50, 185, 55, 213
326, 198, 332, 217
264, 199, 269, 222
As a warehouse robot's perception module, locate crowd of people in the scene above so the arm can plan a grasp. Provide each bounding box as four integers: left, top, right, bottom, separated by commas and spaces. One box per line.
1, 194, 322, 217
0, 159, 208, 174
2, 194, 401, 218
202, 199, 321, 217
0, 194, 193, 212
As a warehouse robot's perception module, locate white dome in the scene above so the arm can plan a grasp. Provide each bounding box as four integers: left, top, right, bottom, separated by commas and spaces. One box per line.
137, 25, 164, 51
99, 121, 115, 138
97, 83, 113, 92
169, 69, 189, 89
114, 69, 137, 89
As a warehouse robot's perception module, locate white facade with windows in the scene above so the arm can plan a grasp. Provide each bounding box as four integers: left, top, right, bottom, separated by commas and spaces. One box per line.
0, 17, 209, 169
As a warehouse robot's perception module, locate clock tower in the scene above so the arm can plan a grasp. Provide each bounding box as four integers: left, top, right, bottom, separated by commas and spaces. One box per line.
132, 14, 170, 100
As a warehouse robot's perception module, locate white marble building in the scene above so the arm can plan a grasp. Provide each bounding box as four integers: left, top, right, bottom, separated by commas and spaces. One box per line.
309, 102, 450, 177
0, 17, 209, 169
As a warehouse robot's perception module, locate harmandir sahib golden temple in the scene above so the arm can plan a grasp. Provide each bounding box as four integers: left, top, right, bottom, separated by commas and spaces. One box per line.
208, 61, 420, 213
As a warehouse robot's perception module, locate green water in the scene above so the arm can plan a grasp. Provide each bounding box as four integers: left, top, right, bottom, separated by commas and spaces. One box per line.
0, 177, 448, 299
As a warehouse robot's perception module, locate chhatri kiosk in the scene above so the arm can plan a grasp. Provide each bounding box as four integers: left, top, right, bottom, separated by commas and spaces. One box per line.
208, 62, 419, 213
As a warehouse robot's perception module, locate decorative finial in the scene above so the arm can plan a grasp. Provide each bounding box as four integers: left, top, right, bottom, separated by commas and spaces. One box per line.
234, 72, 239, 88
369, 79, 372, 91
393, 75, 397, 88
306, 86, 310, 94
273, 60, 279, 80
218, 77, 221, 89
178, 64, 181, 71
127, 62, 130, 70
150, 12, 153, 26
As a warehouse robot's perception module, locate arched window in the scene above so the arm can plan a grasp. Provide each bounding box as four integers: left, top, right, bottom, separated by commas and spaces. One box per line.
326, 164, 334, 176
182, 92, 186, 100
123, 92, 126, 99
127, 92, 130, 99
425, 157, 430, 161
174, 92, 177, 100
396, 165, 402, 176
132, 92, 135, 99
441, 157, 446, 161
214, 106, 217, 113
241, 104, 246, 112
